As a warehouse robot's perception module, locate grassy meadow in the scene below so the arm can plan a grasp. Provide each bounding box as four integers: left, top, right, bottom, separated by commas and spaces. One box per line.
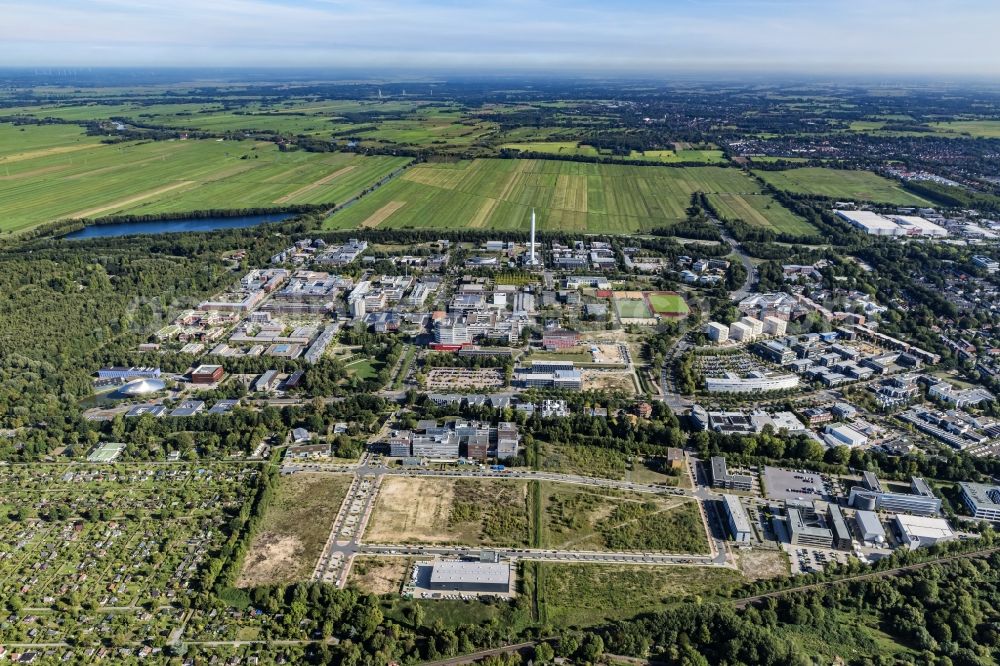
707, 192, 818, 234
755, 167, 933, 205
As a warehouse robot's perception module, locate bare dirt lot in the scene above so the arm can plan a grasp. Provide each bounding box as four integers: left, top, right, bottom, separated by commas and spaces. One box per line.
737, 548, 791, 581
583, 370, 636, 394
237, 473, 352, 587
364, 476, 530, 547
347, 556, 415, 595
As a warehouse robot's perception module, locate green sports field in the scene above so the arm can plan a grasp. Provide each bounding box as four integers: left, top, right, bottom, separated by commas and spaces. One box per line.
615, 298, 653, 319
324, 159, 788, 233
0, 124, 410, 233
647, 292, 689, 317
755, 167, 933, 205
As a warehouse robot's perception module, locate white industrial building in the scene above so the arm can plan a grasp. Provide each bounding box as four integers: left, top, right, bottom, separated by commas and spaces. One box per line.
890, 215, 948, 237
894, 514, 955, 550
855, 510, 886, 546
824, 423, 869, 448
705, 372, 799, 393
705, 322, 729, 343
836, 210, 948, 238
729, 321, 754, 342
836, 210, 902, 236
762, 316, 787, 336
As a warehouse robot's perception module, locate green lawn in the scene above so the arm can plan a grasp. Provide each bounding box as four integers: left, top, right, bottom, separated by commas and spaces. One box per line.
345, 358, 386, 380
755, 167, 933, 205
0, 124, 410, 233
324, 159, 781, 233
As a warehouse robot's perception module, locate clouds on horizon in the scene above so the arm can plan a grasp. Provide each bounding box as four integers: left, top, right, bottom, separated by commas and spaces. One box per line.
3, 0, 999, 77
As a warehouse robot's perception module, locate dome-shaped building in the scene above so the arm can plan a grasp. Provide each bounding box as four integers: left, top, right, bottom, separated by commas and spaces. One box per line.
119, 377, 166, 396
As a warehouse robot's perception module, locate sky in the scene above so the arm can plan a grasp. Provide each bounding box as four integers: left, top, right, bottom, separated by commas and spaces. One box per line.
3, 0, 999, 77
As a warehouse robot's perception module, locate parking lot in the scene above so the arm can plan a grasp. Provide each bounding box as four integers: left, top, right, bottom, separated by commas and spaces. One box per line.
763, 466, 836, 502
785, 544, 852, 575
425, 367, 504, 390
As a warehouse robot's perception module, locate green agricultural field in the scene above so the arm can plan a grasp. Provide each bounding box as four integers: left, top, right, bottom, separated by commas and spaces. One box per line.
500, 143, 725, 164
0, 126, 409, 233
706, 193, 818, 235
930, 120, 1000, 138
755, 167, 933, 205
749, 156, 813, 164
0, 123, 102, 159
628, 149, 727, 164
500, 141, 599, 156
326, 159, 765, 233
536, 563, 743, 626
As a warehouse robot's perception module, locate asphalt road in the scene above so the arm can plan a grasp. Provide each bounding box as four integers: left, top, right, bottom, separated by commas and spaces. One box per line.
713, 218, 756, 301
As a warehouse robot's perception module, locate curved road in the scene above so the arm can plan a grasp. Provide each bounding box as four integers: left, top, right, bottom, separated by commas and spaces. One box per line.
711, 217, 756, 301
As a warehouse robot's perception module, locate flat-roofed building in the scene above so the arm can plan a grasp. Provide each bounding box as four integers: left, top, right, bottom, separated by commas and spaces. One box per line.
190, 364, 224, 384
762, 316, 787, 337
894, 514, 955, 550
722, 494, 753, 543
787, 506, 833, 548
429, 561, 510, 593
889, 215, 948, 237
825, 423, 868, 448
855, 510, 886, 545
705, 322, 729, 343
754, 340, 795, 365
848, 475, 941, 516
705, 372, 798, 393
710, 456, 753, 491
253, 370, 280, 393
170, 400, 206, 418
958, 482, 1000, 521
729, 321, 754, 342
835, 210, 902, 236
740, 316, 764, 337
827, 503, 852, 550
